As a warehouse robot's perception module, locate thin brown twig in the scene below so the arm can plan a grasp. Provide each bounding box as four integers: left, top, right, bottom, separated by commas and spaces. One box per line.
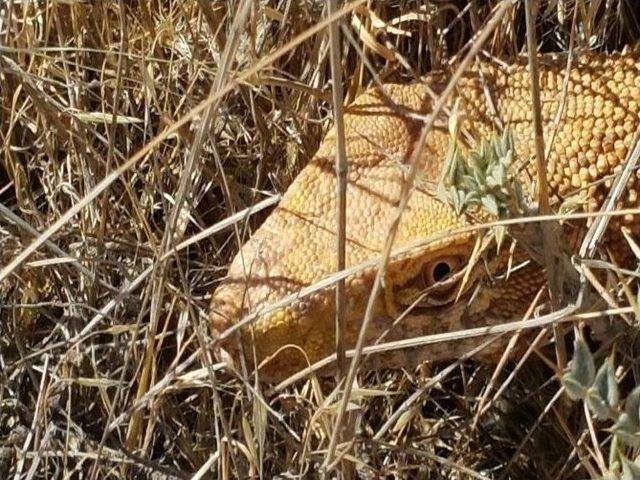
524, 0, 567, 370
322, 1, 517, 470
471, 286, 546, 430
327, 0, 349, 381
273, 302, 631, 393
95, 0, 128, 304
580, 125, 640, 258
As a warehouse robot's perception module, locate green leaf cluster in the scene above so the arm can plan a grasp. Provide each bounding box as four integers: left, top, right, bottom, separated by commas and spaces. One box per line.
562, 335, 640, 478
437, 129, 525, 219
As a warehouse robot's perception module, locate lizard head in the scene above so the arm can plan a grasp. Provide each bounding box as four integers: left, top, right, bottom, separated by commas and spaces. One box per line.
209, 53, 640, 382
210, 83, 544, 382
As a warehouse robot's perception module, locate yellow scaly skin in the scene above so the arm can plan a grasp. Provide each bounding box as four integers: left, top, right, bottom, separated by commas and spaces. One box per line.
210, 53, 640, 382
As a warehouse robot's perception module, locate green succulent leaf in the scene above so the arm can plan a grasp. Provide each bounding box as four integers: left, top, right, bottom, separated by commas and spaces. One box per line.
559, 194, 587, 216
615, 414, 640, 447
494, 225, 507, 252
461, 175, 477, 191
622, 456, 640, 480
481, 194, 499, 216
586, 357, 619, 420
614, 386, 640, 447
562, 334, 595, 401
624, 386, 640, 427
609, 434, 622, 475
437, 128, 523, 222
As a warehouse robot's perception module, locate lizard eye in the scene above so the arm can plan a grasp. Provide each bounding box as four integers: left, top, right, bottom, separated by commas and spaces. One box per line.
423, 256, 462, 287
393, 254, 469, 310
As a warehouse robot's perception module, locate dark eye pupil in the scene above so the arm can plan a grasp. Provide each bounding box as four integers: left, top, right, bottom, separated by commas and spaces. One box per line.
432, 262, 451, 282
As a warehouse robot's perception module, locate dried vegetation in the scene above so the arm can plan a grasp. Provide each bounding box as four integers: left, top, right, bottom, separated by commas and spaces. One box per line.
1, 1, 640, 478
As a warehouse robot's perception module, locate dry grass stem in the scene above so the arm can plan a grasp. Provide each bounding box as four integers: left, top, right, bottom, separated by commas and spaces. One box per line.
2, 1, 639, 478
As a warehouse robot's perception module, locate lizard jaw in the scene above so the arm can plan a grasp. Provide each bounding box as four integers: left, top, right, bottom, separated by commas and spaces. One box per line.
215, 285, 511, 383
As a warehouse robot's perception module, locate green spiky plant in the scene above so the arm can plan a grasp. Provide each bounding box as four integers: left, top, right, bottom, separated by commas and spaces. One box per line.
437, 129, 524, 218
437, 116, 526, 249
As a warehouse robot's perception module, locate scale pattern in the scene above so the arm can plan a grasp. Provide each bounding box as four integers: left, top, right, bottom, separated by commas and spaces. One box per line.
210, 53, 640, 381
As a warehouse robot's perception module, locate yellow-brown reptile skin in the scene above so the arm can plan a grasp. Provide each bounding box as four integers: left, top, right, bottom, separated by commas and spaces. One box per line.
210, 53, 640, 382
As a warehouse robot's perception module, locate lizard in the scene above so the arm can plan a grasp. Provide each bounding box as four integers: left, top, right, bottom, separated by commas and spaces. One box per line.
210, 52, 640, 383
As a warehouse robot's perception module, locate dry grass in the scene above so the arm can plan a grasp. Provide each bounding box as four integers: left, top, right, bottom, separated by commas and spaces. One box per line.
1, 1, 639, 478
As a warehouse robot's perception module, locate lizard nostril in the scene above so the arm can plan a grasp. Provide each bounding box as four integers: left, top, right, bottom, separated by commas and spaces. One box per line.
210, 290, 242, 337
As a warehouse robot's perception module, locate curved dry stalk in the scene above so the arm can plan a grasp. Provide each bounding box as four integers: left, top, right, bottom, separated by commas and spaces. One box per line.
0, 0, 367, 284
